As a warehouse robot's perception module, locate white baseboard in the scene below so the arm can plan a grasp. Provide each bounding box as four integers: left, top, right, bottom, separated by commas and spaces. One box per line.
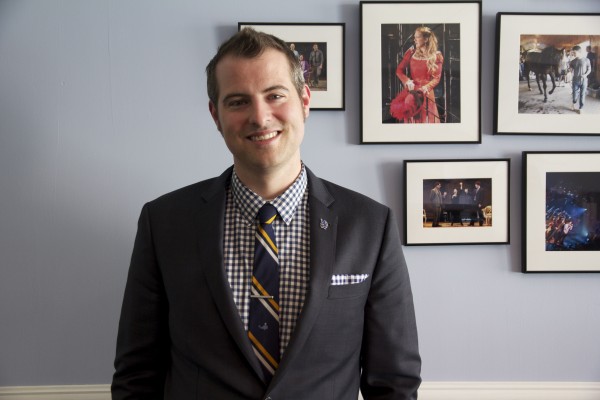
415, 382, 600, 400
1, 382, 599, 400
0, 385, 109, 400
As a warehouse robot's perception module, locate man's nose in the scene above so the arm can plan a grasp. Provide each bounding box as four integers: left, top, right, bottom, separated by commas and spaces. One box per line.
249, 100, 271, 126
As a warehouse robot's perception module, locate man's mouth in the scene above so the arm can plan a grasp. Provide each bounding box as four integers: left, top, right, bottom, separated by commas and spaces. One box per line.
249, 131, 279, 142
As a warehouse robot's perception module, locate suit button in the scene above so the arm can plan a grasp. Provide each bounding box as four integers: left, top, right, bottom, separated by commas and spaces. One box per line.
265, 397, 272, 400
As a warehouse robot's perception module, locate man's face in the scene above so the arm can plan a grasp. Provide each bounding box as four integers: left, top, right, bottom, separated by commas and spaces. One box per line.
209, 49, 311, 176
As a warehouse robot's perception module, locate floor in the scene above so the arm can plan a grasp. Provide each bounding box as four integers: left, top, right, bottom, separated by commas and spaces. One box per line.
518, 77, 600, 114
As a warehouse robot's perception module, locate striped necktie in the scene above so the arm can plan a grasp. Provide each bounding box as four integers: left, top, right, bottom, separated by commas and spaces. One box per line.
248, 203, 280, 381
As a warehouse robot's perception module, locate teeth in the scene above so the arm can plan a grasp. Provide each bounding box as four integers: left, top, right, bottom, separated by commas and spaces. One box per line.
250, 132, 278, 141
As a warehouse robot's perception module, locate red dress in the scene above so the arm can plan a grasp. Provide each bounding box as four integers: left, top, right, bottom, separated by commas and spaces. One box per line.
390, 48, 444, 123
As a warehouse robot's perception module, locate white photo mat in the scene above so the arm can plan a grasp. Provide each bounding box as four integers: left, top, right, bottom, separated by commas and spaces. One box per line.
524, 152, 600, 272
404, 159, 510, 245
495, 14, 600, 135
361, 1, 480, 143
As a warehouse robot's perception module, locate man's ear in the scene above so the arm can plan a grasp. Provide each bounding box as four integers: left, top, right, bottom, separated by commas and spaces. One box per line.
208, 101, 222, 132
301, 84, 311, 120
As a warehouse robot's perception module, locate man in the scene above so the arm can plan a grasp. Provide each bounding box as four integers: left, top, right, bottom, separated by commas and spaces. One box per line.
448, 187, 461, 226
112, 28, 421, 400
586, 45, 596, 85
570, 45, 591, 114
289, 42, 299, 60
473, 181, 484, 226
308, 42, 324, 87
429, 181, 443, 227
458, 184, 473, 225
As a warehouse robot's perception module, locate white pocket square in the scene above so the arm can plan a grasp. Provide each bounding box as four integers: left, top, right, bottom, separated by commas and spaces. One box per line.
330, 274, 369, 286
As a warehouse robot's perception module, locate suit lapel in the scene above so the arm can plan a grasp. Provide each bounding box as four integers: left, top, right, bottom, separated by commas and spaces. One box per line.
196, 168, 265, 380
269, 169, 337, 388
197, 167, 340, 387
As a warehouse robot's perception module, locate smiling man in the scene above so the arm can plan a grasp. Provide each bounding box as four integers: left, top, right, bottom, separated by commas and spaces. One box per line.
112, 28, 421, 400
208, 44, 309, 200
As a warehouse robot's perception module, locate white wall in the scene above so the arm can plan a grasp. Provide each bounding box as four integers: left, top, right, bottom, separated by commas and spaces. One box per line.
1, 0, 599, 386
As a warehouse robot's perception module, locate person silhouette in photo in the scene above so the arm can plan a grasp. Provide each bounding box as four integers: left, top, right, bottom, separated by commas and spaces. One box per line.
570, 45, 591, 114
308, 43, 324, 88
429, 181, 443, 227
473, 181, 485, 226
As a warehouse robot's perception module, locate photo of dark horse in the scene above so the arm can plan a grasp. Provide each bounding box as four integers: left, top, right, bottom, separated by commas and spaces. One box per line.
523, 46, 563, 102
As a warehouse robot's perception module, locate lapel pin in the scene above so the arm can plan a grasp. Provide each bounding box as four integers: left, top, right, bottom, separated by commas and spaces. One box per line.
320, 219, 329, 230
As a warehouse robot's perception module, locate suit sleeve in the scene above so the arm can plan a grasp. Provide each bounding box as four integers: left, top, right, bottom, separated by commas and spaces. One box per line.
360, 208, 422, 400
112, 204, 169, 400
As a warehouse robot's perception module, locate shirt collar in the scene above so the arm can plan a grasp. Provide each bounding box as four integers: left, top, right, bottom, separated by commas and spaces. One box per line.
231, 164, 308, 226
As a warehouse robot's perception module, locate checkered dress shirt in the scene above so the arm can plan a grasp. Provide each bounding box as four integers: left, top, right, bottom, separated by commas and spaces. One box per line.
224, 166, 310, 356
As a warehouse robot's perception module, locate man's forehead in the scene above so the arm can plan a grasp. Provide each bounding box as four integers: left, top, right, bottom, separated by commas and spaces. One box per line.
219, 49, 287, 66
216, 52, 292, 85
218, 52, 290, 76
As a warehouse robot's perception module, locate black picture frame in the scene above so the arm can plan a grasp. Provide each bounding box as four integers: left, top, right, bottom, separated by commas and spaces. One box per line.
238, 22, 345, 111
523, 151, 600, 272
360, 1, 481, 144
494, 13, 600, 135
404, 158, 510, 245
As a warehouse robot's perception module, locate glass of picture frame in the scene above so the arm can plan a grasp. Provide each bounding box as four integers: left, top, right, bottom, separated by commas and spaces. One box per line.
404, 158, 510, 245
360, 1, 481, 144
523, 151, 600, 272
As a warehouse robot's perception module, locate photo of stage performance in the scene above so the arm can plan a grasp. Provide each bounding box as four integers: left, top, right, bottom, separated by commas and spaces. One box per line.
422, 178, 492, 228
545, 172, 600, 251
381, 23, 461, 124
289, 42, 328, 91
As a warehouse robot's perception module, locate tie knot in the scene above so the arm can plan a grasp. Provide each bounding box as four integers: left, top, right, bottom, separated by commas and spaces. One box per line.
258, 203, 278, 225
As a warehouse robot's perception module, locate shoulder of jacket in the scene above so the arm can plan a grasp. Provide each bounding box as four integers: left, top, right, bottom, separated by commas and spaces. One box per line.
147, 170, 231, 208
316, 178, 389, 215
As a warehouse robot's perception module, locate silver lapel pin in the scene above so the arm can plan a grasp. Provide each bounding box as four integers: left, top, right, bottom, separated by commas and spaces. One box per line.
320, 219, 329, 230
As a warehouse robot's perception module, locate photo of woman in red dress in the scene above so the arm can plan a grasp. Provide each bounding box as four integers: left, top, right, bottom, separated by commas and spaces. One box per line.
380, 23, 461, 125
390, 26, 444, 123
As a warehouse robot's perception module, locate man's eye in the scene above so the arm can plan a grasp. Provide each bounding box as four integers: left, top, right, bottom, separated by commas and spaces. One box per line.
227, 99, 246, 107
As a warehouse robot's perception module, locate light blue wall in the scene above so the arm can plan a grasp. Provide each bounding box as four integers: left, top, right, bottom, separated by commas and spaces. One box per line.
1, 0, 599, 386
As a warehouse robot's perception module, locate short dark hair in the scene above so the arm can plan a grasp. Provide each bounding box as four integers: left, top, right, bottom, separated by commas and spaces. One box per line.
205, 27, 305, 108
573, 45, 582, 52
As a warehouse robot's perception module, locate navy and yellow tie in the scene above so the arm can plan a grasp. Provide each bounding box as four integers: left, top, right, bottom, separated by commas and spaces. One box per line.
248, 203, 280, 381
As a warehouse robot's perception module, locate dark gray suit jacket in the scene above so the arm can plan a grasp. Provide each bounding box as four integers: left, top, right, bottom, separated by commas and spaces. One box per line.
112, 167, 421, 400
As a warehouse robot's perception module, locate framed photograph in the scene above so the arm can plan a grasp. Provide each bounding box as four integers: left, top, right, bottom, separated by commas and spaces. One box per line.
523, 151, 600, 272
360, 1, 481, 144
404, 159, 510, 245
238, 22, 345, 110
494, 13, 600, 135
